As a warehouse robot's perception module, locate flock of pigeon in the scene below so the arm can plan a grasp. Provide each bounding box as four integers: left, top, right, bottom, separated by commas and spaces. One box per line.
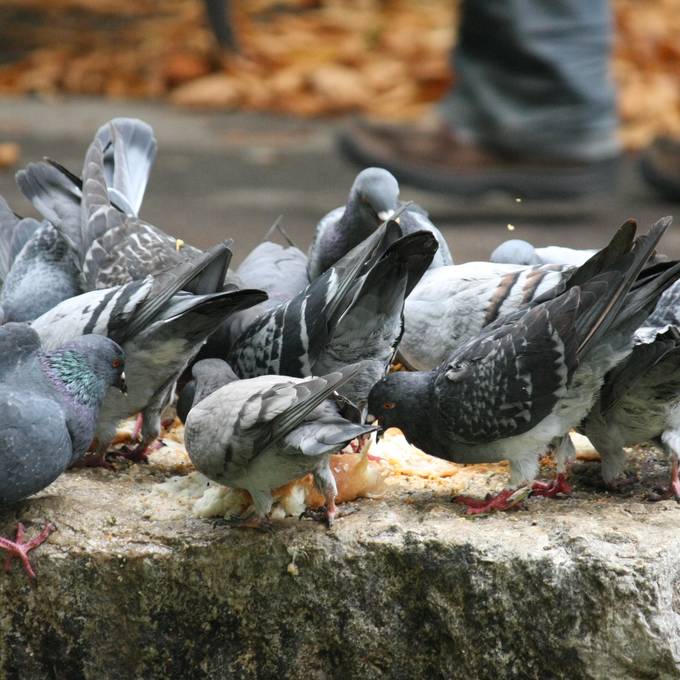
1, 117, 680, 578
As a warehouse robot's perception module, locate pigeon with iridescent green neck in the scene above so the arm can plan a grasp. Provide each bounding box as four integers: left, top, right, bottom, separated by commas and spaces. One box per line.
0, 323, 126, 577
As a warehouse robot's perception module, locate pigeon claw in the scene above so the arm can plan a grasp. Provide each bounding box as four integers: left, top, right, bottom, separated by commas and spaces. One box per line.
454, 487, 529, 515
0, 522, 56, 580
531, 473, 573, 498
648, 462, 680, 502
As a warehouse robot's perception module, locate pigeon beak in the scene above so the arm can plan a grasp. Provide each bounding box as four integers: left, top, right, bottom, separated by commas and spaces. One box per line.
116, 371, 128, 396
366, 414, 376, 424
377, 209, 395, 223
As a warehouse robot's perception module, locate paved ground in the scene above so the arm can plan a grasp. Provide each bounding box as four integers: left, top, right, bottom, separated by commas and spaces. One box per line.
0, 96, 678, 264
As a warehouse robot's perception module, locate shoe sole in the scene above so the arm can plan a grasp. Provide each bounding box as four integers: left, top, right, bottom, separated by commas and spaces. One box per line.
338, 130, 619, 201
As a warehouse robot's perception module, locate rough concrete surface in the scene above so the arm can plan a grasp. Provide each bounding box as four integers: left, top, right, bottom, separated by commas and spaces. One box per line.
1, 431, 680, 680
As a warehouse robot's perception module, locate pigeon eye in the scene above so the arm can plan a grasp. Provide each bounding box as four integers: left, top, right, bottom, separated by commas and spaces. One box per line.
112, 358, 122, 368
383, 402, 396, 410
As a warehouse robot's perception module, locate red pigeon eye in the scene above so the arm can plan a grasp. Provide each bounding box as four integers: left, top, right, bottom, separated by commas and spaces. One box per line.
383, 402, 396, 410
112, 358, 122, 368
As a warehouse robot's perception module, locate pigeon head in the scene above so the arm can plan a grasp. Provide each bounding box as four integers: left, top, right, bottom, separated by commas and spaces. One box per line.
367, 371, 433, 449
490, 239, 539, 265
41, 335, 127, 406
192, 358, 239, 403
351, 168, 400, 224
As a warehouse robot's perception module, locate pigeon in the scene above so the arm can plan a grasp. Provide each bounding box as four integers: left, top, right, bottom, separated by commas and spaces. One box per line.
307, 167, 452, 280
0, 196, 42, 285
0, 221, 83, 322
490, 239, 597, 267
201, 219, 310, 359
16, 118, 236, 293
400, 219, 646, 371
0, 323, 126, 577
176, 359, 240, 424
184, 364, 378, 527
368, 218, 680, 514
580, 324, 680, 497
31, 242, 267, 464
229, 221, 438, 407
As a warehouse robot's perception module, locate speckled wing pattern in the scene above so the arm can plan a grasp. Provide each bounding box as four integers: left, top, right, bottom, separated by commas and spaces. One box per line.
433, 289, 581, 444
80, 133, 202, 290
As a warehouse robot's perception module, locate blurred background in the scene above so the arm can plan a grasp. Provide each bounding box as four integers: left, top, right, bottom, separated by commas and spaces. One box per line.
0, 0, 679, 261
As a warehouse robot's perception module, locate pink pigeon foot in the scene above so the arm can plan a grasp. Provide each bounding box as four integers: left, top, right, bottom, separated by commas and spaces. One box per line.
531, 473, 573, 498
453, 487, 529, 515
0, 522, 56, 579
114, 439, 166, 464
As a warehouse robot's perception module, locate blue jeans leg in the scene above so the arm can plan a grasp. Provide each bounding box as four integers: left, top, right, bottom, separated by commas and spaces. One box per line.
441, 0, 620, 161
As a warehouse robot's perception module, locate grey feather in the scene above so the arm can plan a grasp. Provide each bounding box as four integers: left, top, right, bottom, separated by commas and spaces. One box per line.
0, 222, 83, 322
184, 366, 377, 519
307, 167, 452, 280
369, 219, 679, 489
229, 223, 437, 406
0, 323, 125, 503
491, 239, 596, 266
31, 252, 267, 457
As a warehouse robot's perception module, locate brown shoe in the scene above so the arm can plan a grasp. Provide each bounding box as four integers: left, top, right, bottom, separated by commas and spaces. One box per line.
640, 136, 680, 202
338, 119, 619, 200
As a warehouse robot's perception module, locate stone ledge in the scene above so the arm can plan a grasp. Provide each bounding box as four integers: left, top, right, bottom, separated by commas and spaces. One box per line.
1, 440, 680, 679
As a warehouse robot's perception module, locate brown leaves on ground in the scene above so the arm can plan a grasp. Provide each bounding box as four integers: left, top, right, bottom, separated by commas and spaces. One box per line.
0, 0, 678, 147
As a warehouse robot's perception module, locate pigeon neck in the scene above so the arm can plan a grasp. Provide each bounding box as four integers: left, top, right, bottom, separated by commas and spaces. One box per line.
339, 198, 378, 247
40, 350, 106, 409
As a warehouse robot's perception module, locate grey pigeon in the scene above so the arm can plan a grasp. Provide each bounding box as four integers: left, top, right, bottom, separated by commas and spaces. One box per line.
0, 323, 126, 576
400, 220, 645, 371
490, 239, 597, 267
31, 242, 267, 463
369, 218, 680, 514
307, 167, 452, 280
580, 323, 680, 497
229, 222, 438, 407
0, 196, 42, 284
0, 221, 83, 322
16, 117, 156, 255
16, 118, 236, 293
184, 364, 378, 527
205, 220, 310, 356
176, 358, 240, 424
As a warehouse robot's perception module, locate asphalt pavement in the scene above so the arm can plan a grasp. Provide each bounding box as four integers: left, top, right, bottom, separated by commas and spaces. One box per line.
0, 96, 678, 264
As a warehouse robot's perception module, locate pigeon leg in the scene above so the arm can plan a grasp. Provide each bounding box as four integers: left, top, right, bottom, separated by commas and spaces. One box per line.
0, 522, 56, 579
531, 472, 573, 498
532, 436, 574, 497
670, 459, 680, 499
300, 463, 339, 527
454, 487, 530, 515
72, 448, 115, 470
131, 413, 144, 442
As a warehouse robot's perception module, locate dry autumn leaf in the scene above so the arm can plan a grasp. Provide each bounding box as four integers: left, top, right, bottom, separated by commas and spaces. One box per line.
0, 0, 677, 147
